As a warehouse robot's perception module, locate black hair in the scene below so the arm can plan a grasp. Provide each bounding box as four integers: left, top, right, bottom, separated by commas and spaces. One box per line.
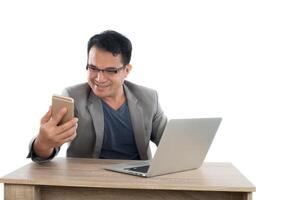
87, 30, 132, 65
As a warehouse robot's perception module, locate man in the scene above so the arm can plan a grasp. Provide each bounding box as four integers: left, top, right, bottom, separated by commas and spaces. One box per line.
27, 30, 167, 163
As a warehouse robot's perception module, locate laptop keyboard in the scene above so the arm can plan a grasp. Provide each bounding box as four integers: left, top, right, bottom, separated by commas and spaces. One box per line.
126, 165, 150, 173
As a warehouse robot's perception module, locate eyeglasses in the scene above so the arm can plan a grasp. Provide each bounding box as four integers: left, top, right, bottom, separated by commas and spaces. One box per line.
86, 64, 126, 75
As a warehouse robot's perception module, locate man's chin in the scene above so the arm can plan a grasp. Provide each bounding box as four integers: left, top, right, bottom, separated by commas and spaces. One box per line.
92, 86, 109, 98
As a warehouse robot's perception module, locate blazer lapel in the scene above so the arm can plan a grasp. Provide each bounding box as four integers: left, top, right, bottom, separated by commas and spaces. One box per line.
87, 91, 104, 158
124, 85, 148, 160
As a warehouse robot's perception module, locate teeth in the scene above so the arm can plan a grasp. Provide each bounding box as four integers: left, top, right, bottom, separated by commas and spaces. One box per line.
95, 83, 107, 88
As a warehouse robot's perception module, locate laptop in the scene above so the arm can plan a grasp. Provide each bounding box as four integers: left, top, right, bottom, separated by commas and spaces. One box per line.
104, 118, 222, 177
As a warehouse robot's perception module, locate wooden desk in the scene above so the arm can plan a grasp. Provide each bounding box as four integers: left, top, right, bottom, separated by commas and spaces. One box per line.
0, 158, 255, 200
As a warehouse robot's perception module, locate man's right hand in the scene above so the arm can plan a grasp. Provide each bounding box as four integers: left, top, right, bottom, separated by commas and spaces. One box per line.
33, 106, 78, 158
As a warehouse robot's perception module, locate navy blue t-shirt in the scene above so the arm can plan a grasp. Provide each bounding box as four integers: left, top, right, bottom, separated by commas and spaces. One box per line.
100, 100, 140, 160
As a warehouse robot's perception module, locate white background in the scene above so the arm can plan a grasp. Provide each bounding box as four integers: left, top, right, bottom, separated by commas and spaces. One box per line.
0, 0, 299, 199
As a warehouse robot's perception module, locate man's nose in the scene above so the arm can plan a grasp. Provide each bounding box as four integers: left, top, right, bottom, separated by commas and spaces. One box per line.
96, 71, 106, 81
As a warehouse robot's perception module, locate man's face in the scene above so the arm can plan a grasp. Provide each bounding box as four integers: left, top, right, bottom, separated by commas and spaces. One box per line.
87, 46, 131, 99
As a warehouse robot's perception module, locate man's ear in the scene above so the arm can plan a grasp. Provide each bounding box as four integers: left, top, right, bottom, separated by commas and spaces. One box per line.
124, 64, 132, 77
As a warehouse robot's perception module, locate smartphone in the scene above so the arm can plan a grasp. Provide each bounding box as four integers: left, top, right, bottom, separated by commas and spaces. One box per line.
52, 95, 74, 125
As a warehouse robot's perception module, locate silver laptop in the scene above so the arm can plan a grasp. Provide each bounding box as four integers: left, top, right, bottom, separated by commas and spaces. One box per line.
104, 118, 222, 177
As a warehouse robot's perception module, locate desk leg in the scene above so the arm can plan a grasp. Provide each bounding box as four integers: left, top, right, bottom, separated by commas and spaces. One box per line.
244, 192, 252, 200
4, 184, 41, 200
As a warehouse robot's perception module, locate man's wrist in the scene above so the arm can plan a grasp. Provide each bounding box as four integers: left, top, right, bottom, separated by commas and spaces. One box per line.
33, 138, 54, 158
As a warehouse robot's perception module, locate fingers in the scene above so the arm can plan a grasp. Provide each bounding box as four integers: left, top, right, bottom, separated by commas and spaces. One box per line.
50, 107, 67, 125
59, 127, 77, 141
40, 124, 77, 148
55, 126, 77, 146
56, 118, 78, 143
40, 106, 52, 124
56, 118, 78, 134
63, 132, 77, 143
55, 133, 76, 148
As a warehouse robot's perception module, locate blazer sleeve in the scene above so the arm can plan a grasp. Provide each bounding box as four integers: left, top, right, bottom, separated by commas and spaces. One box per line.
151, 91, 167, 146
26, 137, 60, 163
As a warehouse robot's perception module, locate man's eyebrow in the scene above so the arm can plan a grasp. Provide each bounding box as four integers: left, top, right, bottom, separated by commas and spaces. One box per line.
88, 64, 119, 69
88, 64, 98, 68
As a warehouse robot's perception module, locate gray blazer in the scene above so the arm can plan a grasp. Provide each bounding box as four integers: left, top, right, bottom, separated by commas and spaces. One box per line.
28, 81, 167, 162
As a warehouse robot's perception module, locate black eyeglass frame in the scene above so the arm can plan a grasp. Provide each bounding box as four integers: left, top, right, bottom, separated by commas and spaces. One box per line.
86, 64, 126, 74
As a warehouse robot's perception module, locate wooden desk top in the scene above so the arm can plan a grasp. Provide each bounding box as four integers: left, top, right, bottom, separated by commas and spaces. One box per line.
0, 158, 255, 192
